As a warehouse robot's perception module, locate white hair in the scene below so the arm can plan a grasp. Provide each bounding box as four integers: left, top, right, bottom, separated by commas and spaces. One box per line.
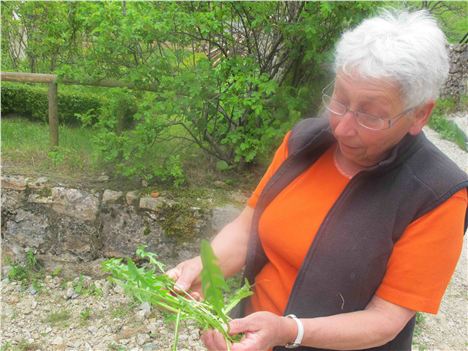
334, 9, 449, 108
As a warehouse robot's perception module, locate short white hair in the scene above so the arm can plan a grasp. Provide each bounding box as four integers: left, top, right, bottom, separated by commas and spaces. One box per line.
334, 9, 449, 108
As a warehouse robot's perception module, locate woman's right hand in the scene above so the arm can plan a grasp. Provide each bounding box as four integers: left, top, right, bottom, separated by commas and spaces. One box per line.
166, 256, 203, 300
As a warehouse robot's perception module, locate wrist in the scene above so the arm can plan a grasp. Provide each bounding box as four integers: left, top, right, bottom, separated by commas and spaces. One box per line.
280, 315, 299, 346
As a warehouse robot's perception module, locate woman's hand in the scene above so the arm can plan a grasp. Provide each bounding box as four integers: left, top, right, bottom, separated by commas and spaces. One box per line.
166, 256, 203, 300
201, 311, 297, 351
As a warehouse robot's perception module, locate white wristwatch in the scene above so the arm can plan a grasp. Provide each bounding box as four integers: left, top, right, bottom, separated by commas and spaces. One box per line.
284, 314, 304, 349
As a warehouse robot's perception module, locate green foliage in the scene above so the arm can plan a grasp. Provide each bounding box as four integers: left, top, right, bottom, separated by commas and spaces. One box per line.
79, 307, 92, 324
1, 1, 375, 176
102, 245, 252, 350
200, 240, 229, 321
388, 1, 468, 43
7, 250, 44, 290
429, 114, 467, 151
428, 97, 467, 151
1, 83, 104, 125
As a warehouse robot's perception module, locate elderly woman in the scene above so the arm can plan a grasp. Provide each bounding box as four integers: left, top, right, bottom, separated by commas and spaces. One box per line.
168, 10, 468, 351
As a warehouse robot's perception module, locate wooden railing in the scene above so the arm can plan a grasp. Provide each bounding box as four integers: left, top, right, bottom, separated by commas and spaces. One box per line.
1, 71, 157, 147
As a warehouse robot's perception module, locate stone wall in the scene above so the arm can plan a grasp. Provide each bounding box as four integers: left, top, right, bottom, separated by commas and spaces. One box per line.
441, 44, 468, 100
1, 175, 242, 277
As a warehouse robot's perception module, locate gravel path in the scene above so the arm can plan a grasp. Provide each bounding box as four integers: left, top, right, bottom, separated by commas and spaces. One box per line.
1, 121, 467, 351
412, 123, 467, 351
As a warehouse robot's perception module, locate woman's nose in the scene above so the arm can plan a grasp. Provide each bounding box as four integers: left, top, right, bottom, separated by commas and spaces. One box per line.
333, 110, 358, 137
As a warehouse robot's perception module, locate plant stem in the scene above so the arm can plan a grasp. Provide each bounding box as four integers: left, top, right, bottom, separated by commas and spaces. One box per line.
173, 309, 181, 351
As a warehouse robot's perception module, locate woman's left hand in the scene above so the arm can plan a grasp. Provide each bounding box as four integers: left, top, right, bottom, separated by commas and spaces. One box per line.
201, 311, 296, 351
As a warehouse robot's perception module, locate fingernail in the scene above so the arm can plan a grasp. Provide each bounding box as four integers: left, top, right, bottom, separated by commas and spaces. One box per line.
174, 283, 187, 291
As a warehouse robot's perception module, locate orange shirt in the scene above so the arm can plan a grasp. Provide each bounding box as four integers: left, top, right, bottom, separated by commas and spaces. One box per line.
247, 132, 466, 315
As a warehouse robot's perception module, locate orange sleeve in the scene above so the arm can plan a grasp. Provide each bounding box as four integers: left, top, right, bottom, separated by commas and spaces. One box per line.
376, 188, 467, 314
247, 131, 291, 208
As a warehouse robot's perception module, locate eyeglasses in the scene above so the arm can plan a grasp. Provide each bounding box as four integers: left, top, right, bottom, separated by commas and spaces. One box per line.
321, 86, 414, 131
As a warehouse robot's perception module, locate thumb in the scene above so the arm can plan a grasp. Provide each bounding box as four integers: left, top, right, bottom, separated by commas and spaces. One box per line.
174, 268, 199, 292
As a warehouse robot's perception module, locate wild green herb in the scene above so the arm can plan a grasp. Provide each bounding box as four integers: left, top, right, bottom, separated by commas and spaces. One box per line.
102, 241, 252, 351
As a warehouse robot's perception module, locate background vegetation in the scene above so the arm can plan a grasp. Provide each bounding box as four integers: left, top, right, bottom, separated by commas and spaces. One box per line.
1, 1, 466, 186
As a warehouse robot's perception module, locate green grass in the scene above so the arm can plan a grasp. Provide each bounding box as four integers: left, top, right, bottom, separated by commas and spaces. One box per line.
110, 302, 138, 319
45, 309, 71, 327
2, 117, 102, 177
428, 113, 467, 151
0, 339, 41, 351
427, 97, 468, 151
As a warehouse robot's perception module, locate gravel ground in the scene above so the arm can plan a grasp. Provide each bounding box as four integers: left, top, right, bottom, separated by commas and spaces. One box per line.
411, 121, 467, 351
1, 119, 467, 351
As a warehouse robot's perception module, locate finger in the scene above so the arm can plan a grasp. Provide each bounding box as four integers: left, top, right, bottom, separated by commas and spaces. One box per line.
231, 333, 258, 351
165, 267, 180, 281
190, 291, 201, 301
201, 330, 217, 351
201, 330, 229, 351
228, 317, 251, 335
211, 330, 230, 351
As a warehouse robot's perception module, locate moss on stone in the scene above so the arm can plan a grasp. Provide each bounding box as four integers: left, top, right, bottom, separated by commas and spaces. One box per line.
158, 202, 200, 243
37, 187, 52, 198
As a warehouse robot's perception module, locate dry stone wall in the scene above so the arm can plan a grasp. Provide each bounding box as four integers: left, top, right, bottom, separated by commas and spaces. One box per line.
1, 175, 242, 277
441, 44, 468, 100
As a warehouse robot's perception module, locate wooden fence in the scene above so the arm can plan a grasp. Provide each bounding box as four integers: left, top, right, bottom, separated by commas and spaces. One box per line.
1, 71, 157, 147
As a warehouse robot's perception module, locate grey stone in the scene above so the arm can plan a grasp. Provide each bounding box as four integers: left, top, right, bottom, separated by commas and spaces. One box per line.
1, 189, 26, 211
142, 343, 159, 351
97, 175, 110, 182
139, 302, 151, 315
66, 287, 77, 299
3, 209, 49, 249
126, 190, 140, 205
139, 196, 166, 212
100, 204, 162, 258
136, 333, 150, 346
51, 336, 64, 345
2, 175, 28, 190
27, 177, 49, 189
50, 187, 99, 221
103, 190, 123, 204
28, 192, 54, 204
211, 204, 242, 233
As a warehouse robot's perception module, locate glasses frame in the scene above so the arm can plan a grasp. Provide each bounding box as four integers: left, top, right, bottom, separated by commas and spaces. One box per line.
321, 83, 415, 131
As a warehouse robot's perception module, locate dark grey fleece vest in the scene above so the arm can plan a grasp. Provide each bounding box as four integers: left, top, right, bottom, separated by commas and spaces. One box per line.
239, 117, 468, 351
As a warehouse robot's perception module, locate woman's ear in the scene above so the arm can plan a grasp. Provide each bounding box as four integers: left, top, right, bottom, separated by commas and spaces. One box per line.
408, 101, 435, 136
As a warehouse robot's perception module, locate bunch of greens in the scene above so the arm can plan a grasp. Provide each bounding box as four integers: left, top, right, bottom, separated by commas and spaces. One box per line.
102, 240, 252, 350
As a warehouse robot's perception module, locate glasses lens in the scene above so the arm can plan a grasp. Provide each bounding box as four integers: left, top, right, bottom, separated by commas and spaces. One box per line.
323, 94, 346, 115
356, 112, 384, 130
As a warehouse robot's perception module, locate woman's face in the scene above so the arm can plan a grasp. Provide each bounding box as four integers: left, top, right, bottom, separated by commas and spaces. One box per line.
328, 72, 429, 168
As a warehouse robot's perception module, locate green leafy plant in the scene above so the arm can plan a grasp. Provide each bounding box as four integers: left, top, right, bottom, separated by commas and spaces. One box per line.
7, 250, 44, 290
80, 307, 92, 325
102, 241, 252, 350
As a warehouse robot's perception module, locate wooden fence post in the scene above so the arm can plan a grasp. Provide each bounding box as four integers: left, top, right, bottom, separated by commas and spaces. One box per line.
48, 81, 58, 147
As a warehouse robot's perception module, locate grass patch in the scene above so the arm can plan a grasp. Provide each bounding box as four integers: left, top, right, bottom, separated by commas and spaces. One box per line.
428, 97, 468, 151
429, 114, 467, 151
45, 309, 71, 327
73, 274, 103, 297
79, 307, 93, 326
2, 117, 102, 178
0, 339, 40, 351
1, 116, 261, 194
110, 301, 138, 319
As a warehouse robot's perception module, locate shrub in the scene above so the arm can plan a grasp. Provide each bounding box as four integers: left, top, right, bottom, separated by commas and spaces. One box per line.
0, 82, 137, 127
